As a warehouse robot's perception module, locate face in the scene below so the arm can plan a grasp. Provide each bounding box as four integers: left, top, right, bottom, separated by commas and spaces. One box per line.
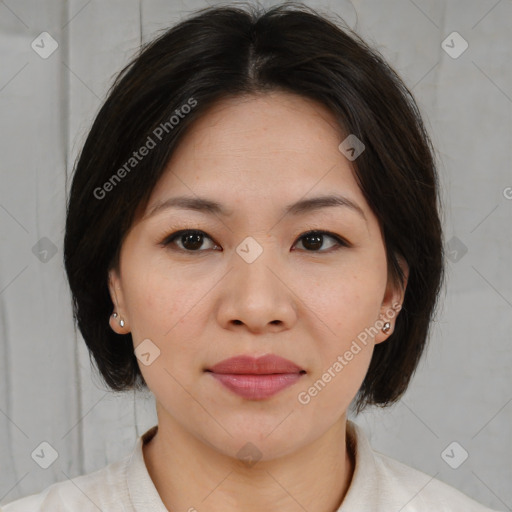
108, 91, 408, 461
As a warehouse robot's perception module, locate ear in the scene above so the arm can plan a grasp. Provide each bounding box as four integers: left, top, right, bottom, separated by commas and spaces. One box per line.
374, 254, 409, 344
108, 267, 130, 334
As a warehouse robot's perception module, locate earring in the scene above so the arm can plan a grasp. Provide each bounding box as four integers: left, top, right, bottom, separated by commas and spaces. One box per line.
382, 322, 391, 334
111, 312, 125, 328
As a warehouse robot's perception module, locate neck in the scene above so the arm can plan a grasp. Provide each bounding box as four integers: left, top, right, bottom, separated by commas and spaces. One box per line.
142, 411, 355, 512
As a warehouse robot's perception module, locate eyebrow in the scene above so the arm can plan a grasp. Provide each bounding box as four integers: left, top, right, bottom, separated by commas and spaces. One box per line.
145, 194, 367, 221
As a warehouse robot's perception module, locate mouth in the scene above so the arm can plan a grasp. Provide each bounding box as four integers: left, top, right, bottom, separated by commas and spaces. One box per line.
205, 354, 306, 400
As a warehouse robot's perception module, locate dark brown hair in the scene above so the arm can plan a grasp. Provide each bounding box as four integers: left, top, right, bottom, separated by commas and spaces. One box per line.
64, 2, 445, 413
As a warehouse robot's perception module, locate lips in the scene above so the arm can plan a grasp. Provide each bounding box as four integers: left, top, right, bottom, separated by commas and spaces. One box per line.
207, 354, 305, 375
206, 354, 306, 400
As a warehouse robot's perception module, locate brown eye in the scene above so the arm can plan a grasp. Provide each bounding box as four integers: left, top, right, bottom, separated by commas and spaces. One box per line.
163, 230, 218, 252
293, 231, 349, 252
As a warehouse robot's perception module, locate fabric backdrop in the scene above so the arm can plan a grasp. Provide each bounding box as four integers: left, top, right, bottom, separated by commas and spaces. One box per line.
0, 0, 510, 510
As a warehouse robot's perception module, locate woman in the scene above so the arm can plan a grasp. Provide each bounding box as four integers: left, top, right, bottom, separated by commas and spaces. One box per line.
2, 3, 501, 511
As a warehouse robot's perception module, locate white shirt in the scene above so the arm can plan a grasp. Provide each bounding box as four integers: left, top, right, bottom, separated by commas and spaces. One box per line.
1, 421, 501, 512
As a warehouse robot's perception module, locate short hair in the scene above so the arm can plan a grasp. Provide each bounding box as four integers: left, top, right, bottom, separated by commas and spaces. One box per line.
64, 2, 445, 413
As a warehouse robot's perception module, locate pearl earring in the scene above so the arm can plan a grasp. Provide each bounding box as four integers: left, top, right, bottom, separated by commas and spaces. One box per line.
112, 312, 125, 328
382, 322, 391, 334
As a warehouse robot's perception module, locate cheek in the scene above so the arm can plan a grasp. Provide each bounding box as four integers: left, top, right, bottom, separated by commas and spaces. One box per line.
292, 254, 387, 404
293, 258, 386, 337
120, 244, 187, 329
124, 272, 171, 325
121, 257, 209, 364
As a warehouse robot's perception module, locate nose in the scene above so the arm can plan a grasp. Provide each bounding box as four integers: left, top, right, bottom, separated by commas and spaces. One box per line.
215, 242, 298, 334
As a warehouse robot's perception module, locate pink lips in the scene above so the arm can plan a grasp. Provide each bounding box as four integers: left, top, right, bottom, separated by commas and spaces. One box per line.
206, 354, 306, 400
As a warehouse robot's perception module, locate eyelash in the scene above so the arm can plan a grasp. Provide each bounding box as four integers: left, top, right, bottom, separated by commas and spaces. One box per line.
159, 228, 350, 254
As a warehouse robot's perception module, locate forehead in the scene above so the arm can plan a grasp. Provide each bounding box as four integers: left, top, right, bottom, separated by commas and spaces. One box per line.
178, 91, 345, 164
145, 92, 368, 219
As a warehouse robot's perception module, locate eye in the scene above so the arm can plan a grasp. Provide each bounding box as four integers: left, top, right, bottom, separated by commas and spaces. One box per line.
293, 230, 349, 252
161, 229, 349, 253
162, 230, 219, 252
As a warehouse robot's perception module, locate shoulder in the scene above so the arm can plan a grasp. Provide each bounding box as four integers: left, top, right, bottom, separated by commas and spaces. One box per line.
1, 454, 131, 512
342, 421, 501, 512
373, 450, 499, 511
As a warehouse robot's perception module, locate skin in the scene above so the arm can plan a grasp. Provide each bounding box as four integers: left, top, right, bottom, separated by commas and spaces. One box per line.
108, 91, 408, 512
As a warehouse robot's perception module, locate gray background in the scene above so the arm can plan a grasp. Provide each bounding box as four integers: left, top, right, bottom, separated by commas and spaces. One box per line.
0, 0, 511, 510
